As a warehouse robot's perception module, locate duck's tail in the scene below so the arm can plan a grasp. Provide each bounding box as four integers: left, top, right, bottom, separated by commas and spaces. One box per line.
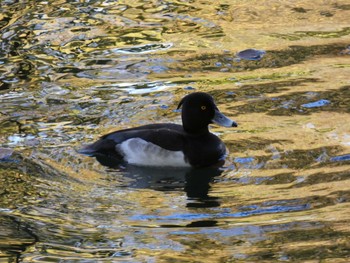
77, 139, 117, 156
76, 144, 97, 156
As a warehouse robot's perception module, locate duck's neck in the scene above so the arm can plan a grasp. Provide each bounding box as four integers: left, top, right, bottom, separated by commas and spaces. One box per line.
183, 125, 209, 135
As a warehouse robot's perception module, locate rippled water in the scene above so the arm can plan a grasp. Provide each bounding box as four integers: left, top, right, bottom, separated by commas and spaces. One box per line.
1, 0, 350, 262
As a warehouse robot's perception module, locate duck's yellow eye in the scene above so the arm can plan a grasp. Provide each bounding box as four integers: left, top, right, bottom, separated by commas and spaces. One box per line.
201, 106, 206, 110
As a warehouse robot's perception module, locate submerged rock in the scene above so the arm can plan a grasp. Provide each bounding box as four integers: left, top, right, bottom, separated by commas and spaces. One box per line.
0, 148, 14, 161
236, 49, 266, 61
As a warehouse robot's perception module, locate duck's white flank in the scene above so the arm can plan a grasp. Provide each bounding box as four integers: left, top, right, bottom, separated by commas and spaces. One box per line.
116, 138, 191, 167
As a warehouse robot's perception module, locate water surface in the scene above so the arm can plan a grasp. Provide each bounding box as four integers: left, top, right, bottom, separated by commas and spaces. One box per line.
1, 0, 350, 262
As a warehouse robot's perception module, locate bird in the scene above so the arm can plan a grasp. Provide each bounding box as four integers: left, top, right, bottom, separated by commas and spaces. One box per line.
78, 92, 237, 167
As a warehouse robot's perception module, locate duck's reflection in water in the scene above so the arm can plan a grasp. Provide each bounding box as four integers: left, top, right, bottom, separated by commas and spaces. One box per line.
95, 154, 222, 208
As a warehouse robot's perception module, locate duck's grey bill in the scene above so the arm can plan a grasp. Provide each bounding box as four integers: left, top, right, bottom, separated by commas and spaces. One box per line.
212, 110, 238, 127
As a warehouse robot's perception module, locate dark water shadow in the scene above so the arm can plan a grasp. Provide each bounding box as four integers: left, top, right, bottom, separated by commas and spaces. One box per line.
94, 154, 223, 208
0, 215, 38, 262
230, 220, 350, 262
169, 42, 348, 72
224, 84, 350, 116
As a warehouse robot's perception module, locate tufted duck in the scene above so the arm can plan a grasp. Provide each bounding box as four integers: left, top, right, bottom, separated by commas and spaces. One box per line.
79, 92, 237, 167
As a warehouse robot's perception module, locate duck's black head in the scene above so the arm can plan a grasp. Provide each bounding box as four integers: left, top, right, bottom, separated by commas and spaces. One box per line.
177, 92, 237, 134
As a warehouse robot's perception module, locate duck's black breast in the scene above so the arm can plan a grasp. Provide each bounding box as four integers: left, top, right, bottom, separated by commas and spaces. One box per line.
183, 133, 227, 167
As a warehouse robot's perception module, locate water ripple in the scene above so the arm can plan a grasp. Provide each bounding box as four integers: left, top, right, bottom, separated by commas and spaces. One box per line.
131, 204, 309, 222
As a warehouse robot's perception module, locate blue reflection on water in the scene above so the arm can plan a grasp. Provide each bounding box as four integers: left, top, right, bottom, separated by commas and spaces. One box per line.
131, 204, 309, 221
301, 99, 330, 108
234, 157, 254, 164
330, 154, 350, 162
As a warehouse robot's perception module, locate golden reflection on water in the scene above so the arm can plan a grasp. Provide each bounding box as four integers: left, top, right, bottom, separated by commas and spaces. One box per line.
0, 0, 350, 262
